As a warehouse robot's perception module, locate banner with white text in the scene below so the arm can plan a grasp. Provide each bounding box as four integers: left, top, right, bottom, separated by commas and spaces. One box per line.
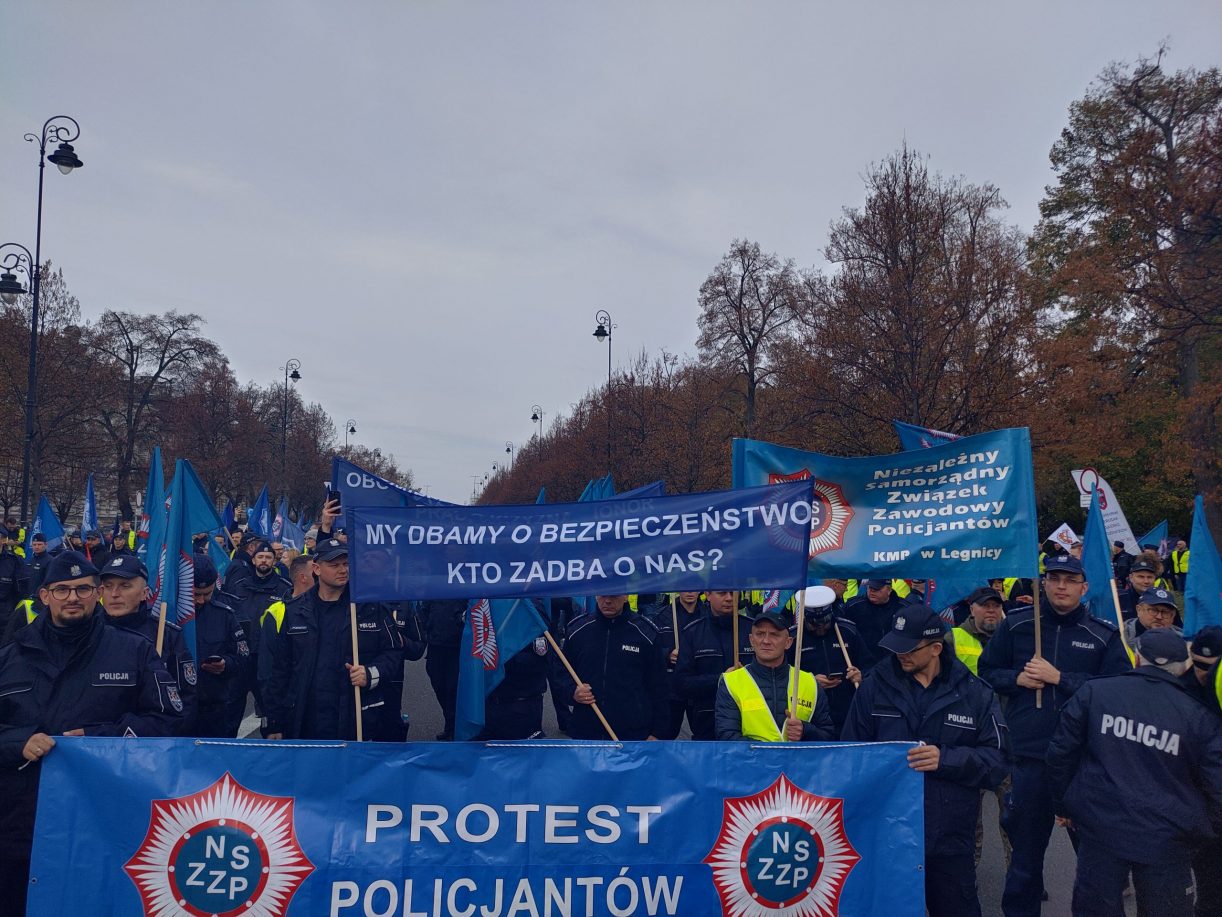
29, 737, 923, 916
348, 481, 815, 601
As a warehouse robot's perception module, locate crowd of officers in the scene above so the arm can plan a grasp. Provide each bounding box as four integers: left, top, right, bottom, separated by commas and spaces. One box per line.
0, 504, 1218, 917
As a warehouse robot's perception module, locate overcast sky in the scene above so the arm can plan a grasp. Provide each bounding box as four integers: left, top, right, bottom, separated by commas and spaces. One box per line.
2, 1, 1217, 504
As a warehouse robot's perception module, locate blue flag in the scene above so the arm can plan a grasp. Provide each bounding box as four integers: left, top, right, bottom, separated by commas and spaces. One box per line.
535, 486, 546, 505
26, 496, 64, 553
617, 480, 666, 500
158, 460, 230, 657
247, 485, 271, 536
139, 447, 166, 571
1081, 486, 1120, 624
221, 500, 235, 533
732, 429, 1038, 583
1136, 519, 1169, 553
893, 420, 962, 451
274, 496, 304, 550
454, 597, 550, 741
1184, 495, 1222, 636
81, 473, 98, 535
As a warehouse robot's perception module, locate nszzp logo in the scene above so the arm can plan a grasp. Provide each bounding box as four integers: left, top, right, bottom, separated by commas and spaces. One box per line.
125, 773, 313, 916
768, 471, 854, 558
705, 774, 859, 916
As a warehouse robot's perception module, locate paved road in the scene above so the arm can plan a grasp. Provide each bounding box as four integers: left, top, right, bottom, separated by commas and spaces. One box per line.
246, 656, 1138, 916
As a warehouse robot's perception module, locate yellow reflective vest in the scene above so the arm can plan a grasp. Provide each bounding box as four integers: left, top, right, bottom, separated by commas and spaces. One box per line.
261, 600, 287, 634
1171, 550, 1189, 575
951, 627, 984, 675
20, 599, 36, 625
722, 666, 816, 742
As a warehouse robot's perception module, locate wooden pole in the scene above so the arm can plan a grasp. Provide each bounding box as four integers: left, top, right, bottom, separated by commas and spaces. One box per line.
155, 601, 168, 656
1032, 584, 1043, 710
789, 590, 806, 739
350, 602, 364, 742
832, 621, 859, 690
543, 630, 620, 741
732, 591, 740, 667
1109, 579, 1136, 667
670, 596, 680, 655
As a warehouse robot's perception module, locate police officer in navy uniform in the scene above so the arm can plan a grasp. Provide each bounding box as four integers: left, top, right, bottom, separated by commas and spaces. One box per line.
1047, 628, 1222, 917
99, 555, 198, 735
419, 597, 470, 740
480, 622, 550, 740
790, 585, 865, 736
1186, 626, 1222, 917
647, 591, 708, 739
560, 594, 669, 740
0, 552, 183, 913
191, 555, 249, 737
264, 538, 405, 741
221, 540, 291, 734
842, 605, 1009, 917
0, 526, 30, 626
843, 577, 911, 666
1116, 554, 1160, 620
674, 589, 755, 740
978, 553, 1131, 917
24, 533, 50, 598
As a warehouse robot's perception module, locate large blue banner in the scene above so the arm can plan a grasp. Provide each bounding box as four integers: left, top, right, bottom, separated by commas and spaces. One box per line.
30, 738, 923, 916
332, 455, 453, 509
349, 481, 814, 601
732, 429, 1038, 582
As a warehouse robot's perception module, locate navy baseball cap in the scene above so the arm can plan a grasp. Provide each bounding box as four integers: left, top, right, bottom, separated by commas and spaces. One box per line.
863, 578, 890, 589
42, 551, 99, 586
878, 606, 946, 654
31, 533, 46, 543
100, 555, 148, 580
314, 538, 349, 561
1130, 557, 1159, 574
1138, 587, 1177, 610
1043, 554, 1084, 575
193, 554, 219, 587
966, 587, 1004, 606
752, 609, 790, 631
1134, 627, 1188, 665
1190, 626, 1222, 665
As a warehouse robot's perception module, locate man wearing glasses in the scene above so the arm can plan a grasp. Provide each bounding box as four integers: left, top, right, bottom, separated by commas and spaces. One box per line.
979, 554, 1130, 917
842, 605, 1008, 917
0, 551, 184, 912
1122, 587, 1181, 646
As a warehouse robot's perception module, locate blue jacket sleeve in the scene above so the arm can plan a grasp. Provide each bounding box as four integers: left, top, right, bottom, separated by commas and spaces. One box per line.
839, 676, 878, 742
713, 677, 748, 740
1045, 685, 1091, 814
979, 619, 1022, 696
801, 690, 835, 741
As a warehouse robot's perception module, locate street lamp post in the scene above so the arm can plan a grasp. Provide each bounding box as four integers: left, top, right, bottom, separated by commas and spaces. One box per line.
280, 359, 302, 497
592, 310, 615, 473
504, 441, 513, 470
530, 404, 544, 440
14, 116, 83, 522
344, 419, 357, 451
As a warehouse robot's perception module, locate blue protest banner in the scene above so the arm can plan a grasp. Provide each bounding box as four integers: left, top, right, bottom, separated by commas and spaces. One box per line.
1184, 495, 1222, 636
1136, 519, 1168, 553
26, 495, 64, 553
893, 419, 962, 451
732, 429, 1038, 582
138, 447, 165, 565
81, 472, 98, 534
248, 485, 271, 536
332, 455, 453, 509
29, 737, 924, 916
350, 481, 815, 602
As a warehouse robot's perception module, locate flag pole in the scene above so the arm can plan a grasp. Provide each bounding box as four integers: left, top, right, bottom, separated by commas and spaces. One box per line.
832, 621, 859, 690
350, 602, 364, 742
1032, 582, 1043, 710
156, 601, 168, 656
788, 590, 807, 740
670, 595, 680, 656
1109, 580, 1136, 666
543, 630, 619, 741
732, 591, 740, 667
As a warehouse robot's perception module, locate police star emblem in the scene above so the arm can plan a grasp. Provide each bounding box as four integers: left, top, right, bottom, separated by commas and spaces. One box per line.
767, 471, 854, 559
125, 773, 313, 917
704, 774, 859, 917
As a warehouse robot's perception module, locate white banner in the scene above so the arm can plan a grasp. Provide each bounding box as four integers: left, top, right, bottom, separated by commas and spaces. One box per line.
1070, 468, 1139, 554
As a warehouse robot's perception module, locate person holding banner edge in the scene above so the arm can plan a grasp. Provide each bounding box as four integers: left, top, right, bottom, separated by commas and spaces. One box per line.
674, 589, 755, 740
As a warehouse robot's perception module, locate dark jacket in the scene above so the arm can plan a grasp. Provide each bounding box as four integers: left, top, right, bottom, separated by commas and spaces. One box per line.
265, 585, 404, 741
559, 607, 668, 740
222, 569, 291, 655
103, 603, 198, 735
842, 652, 1009, 857
419, 598, 468, 649
978, 602, 1130, 760
713, 660, 835, 742
0, 550, 29, 614
489, 636, 550, 705
24, 551, 50, 597
0, 611, 182, 858
194, 596, 249, 710
791, 616, 870, 733
674, 611, 756, 739
843, 592, 912, 665
1047, 666, 1222, 863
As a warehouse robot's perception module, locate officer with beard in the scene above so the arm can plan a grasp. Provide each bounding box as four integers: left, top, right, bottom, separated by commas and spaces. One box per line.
221, 540, 290, 734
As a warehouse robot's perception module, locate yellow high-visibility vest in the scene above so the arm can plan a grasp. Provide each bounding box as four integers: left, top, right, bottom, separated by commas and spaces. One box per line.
261, 600, 286, 633
723, 666, 816, 742
20, 599, 36, 625
951, 627, 984, 675
1171, 550, 1189, 575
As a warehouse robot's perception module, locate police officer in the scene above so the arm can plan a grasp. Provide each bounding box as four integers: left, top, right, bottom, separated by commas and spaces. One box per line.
258, 553, 316, 707
265, 538, 405, 741
1170, 539, 1189, 592
222, 540, 291, 729
1047, 628, 1222, 917
0, 527, 29, 626
715, 609, 834, 741
99, 555, 197, 735
24, 533, 50, 597
791, 585, 865, 736
480, 622, 550, 740
843, 578, 911, 665
647, 591, 708, 739
1117, 553, 1161, 620
1123, 585, 1181, 646
1111, 540, 1134, 584
842, 605, 1008, 917
0, 551, 183, 912
561, 594, 668, 740
674, 589, 755, 740
978, 553, 1130, 917
419, 597, 469, 740
191, 556, 249, 737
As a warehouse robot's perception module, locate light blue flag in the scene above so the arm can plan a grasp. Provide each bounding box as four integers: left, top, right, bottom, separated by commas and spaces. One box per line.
274, 496, 304, 550
139, 447, 166, 578
893, 420, 962, 451
454, 597, 549, 741
536, 486, 546, 505
26, 496, 64, 553
1183, 495, 1222, 636
1081, 487, 1120, 624
248, 485, 270, 537
1136, 519, 1169, 553
156, 460, 230, 657
81, 473, 98, 535
221, 500, 236, 533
